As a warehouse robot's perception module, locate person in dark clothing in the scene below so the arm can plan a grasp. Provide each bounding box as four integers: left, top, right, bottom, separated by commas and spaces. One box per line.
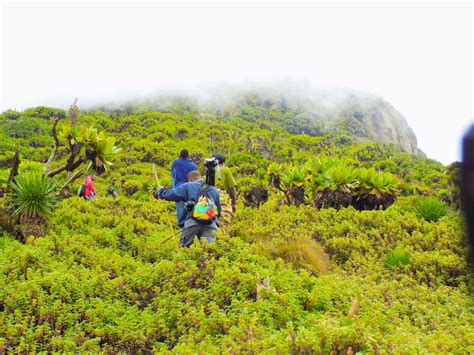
171, 149, 197, 188
171, 149, 198, 227
155, 170, 221, 247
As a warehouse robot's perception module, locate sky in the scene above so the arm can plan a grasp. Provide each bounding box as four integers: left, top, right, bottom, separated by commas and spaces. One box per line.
1, 0, 472, 165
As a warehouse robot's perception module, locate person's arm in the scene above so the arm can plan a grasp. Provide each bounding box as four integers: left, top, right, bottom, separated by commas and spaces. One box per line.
156, 184, 187, 202
224, 169, 237, 213
228, 186, 237, 213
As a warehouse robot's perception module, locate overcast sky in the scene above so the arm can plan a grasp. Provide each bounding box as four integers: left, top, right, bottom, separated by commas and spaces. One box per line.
1, 1, 472, 165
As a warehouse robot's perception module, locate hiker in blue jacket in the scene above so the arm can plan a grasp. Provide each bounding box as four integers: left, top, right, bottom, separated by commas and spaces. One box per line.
170, 149, 197, 227
155, 170, 221, 247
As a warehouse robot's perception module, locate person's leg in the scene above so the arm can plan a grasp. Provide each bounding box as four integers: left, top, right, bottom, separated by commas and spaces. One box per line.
179, 225, 200, 247
217, 188, 233, 233
175, 201, 185, 228
199, 226, 216, 244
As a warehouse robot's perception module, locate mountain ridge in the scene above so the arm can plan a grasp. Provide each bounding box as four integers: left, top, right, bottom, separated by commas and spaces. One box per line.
90, 84, 421, 155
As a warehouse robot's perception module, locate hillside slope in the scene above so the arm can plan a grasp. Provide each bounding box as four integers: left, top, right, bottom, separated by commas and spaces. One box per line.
0, 101, 471, 353
115, 85, 420, 153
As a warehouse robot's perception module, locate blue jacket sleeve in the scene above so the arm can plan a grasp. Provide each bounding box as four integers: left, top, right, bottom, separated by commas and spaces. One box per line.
157, 185, 188, 202
171, 160, 177, 180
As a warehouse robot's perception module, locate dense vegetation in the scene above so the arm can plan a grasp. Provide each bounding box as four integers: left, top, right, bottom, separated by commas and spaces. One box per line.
0, 98, 472, 352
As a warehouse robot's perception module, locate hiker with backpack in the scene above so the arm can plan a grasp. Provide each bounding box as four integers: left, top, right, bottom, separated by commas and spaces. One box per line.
155, 170, 221, 247
211, 154, 237, 230
171, 149, 198, 227
80, 174, 97, 200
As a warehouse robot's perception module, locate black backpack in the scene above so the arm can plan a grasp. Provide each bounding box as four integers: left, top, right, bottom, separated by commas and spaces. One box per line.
78, 184, 86, 197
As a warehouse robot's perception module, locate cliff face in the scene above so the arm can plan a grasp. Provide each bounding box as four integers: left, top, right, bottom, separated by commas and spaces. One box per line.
239, 87, 420, 154
330, 93, 419, 153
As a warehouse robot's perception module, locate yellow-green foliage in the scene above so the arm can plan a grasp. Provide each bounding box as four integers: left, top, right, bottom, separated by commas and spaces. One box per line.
270, 238, 331, 275
0, 102, 472, 353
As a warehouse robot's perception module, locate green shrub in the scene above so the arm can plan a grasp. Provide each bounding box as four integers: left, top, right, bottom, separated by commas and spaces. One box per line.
385, 248, 411, 269
414, 197, 450, 222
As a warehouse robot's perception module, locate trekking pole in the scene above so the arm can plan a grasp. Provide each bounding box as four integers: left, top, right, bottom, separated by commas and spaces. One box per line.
153, 163, 179, 250
152, 163, 161, 187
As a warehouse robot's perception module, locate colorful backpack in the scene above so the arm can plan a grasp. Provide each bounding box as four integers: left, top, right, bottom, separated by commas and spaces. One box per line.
192, 186, 218, 225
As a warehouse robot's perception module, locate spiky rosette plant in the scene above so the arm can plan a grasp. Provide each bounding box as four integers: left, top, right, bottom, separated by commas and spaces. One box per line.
385, 248, 411, 269
303, 156, 335, 178
267, 162, 284, 189
86, 132, 121, 175
282, 166, 307, 206
326, 166, 356, 209
414, 196, 450, 222
58, 125, 121, 176
307, 173, 331, 209
354, 168, 399, 210
307, 164, 356, 210
10, 172, 59, 238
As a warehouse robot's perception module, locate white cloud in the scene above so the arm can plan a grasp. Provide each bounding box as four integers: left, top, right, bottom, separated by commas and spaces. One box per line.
1, 1, 472, 164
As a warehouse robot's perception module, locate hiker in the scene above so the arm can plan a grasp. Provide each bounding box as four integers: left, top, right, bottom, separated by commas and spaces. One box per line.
84, 174, 97, 200
212, 154, 237, 213
155, 170, 221, 247
106, 177, 119, 199
211, 154, 237, 231
171, 149, 197, 227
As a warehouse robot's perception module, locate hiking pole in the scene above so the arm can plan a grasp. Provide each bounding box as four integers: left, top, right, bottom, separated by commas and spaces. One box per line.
152, 163, 161, 186
153, 163, 179, 250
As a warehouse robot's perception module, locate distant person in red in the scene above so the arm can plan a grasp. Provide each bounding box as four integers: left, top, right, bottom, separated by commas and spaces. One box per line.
84, 174, 97, 200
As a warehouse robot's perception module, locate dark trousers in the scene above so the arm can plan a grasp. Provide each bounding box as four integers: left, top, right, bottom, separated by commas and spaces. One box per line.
176, 201, 185, 227
179, 224, 216, 247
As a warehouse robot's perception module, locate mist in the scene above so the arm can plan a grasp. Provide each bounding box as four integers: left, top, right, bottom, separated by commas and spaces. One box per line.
1, 1, 472, 165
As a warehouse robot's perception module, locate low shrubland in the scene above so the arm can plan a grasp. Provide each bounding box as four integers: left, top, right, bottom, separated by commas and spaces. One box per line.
0, 102, 472, 352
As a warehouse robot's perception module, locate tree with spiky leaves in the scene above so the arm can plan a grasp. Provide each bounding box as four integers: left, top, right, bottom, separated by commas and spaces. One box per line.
326, 166, 357, 208
282, 166, 307, 206
43, 100, 120, 190
353, 168, 399, 210
267, 162, 284, 190
304, 158, 355, 210
307, 173, 331, 209
4, 99, 120, 239
10, 172, 59, 238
